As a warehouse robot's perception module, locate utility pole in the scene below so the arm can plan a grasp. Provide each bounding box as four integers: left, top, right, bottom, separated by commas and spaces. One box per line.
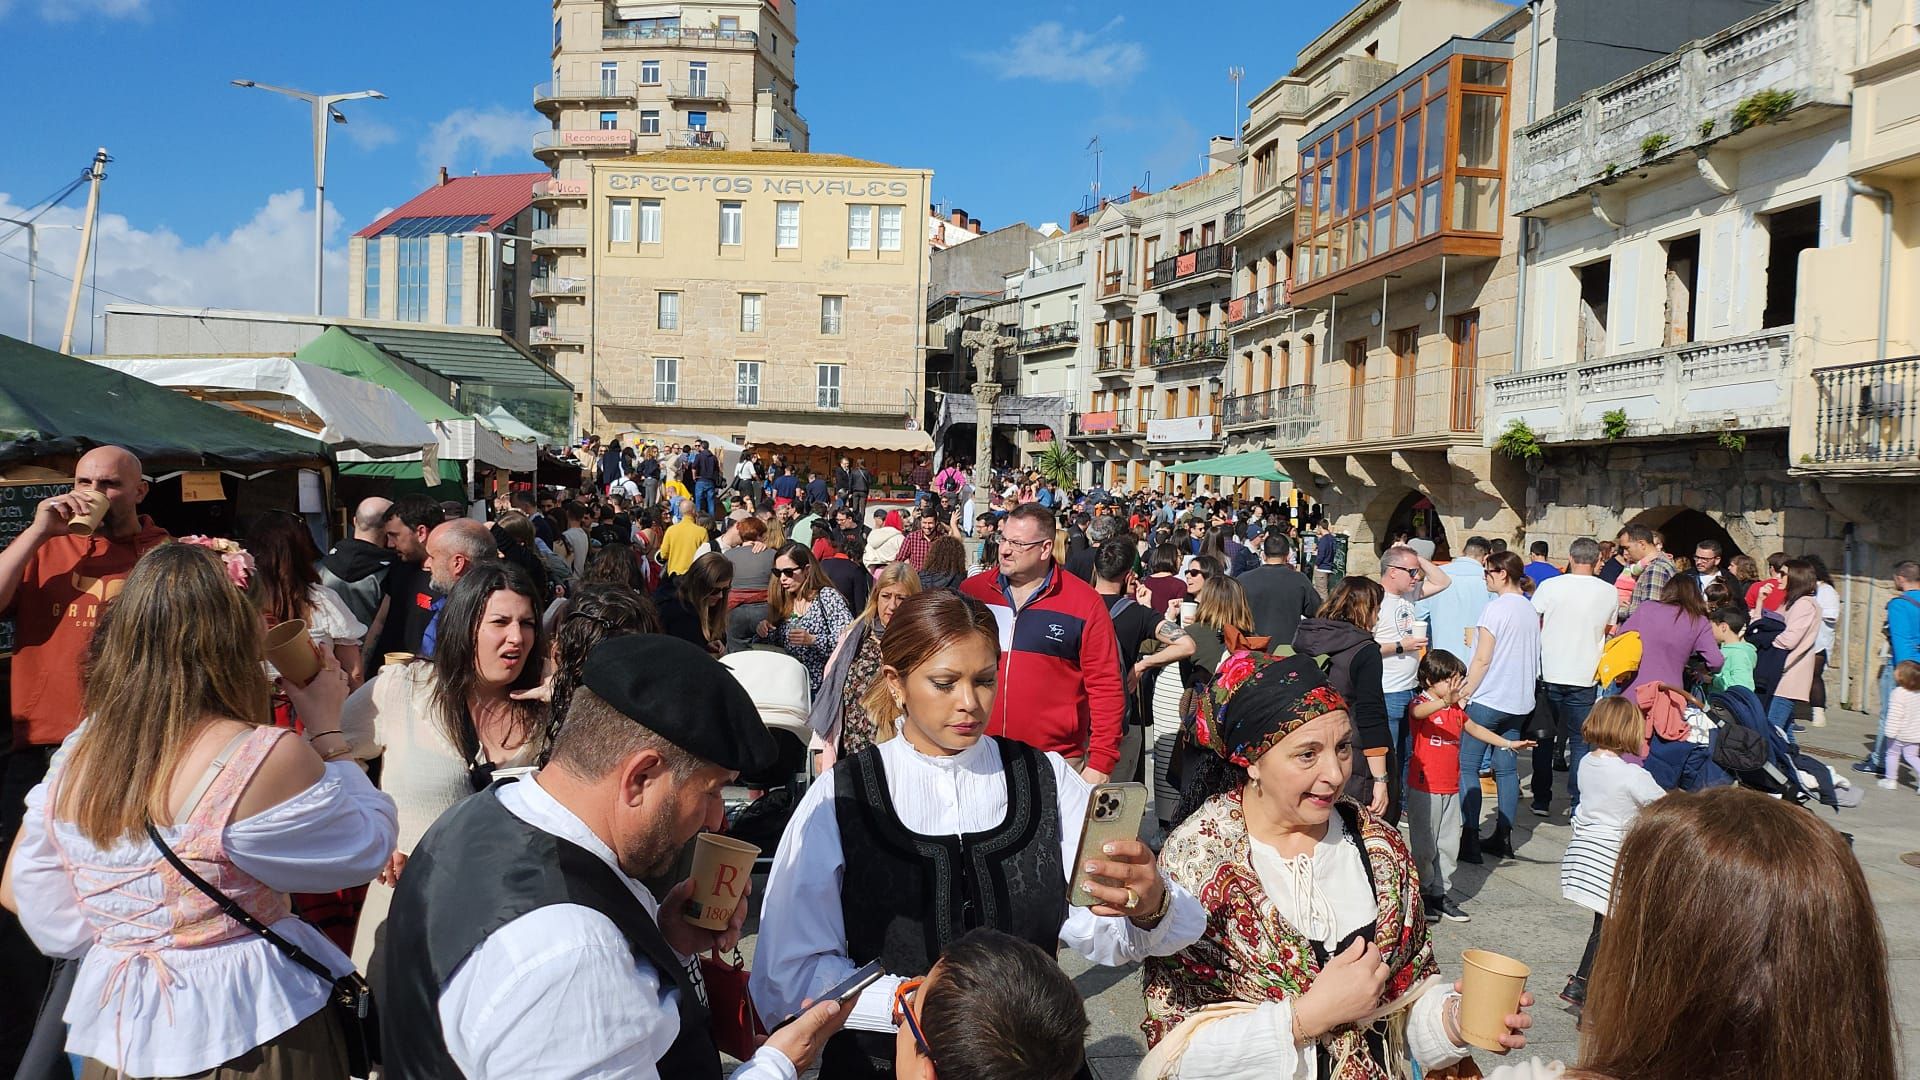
1087, 135, 1103, 207
60, 148, 109, 356
0, 217, 43, 346
1230, 67, 1246, 145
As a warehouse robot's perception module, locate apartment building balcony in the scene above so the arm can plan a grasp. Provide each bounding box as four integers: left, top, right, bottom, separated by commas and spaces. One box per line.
668, 79, 730, 104
1801, 357, 1920, 475
1222, 385, 1321, 441
533, 129, 635, 159
531, 274, 589, 299
1022, 253, 1086, 296
1232, 180, 1298, 244
1068, 407, 1154, 440
1146, 329, 1230, 369
531, 177, 589, 205
1150, 243, 1231, 295
602, 25, 758, 50
1223, 209, 1246, 241
1093, 345, 1135, 376
670, 128, 728, 149
1511, 0, 1849, 216
533, 80, 634, 113
1018, 321, 1079, 352
1146, 413, 1222, 448
1250, 54, 1398, 130
1274, 366, 1499, 456
530, 324, 586, 348
530, 227, 588, 251
1485, 329, 1792, 445
1227, 284, 1288, 332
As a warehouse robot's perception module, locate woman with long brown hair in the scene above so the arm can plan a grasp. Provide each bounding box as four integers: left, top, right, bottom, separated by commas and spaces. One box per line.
1139, 574, 1260, 826
752, 591, 1204, 1079
1294, 577, 1394, 816
3, 543, 396, 1077
756, 541, 853, 696
1487, 786, 1893, 1080
244, 512, 365, 683
1765, 557, 1824, 734
656, 549, 732, 655
341, 561, 547, 970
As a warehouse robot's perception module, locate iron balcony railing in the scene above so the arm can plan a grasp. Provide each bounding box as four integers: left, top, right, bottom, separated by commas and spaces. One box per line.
530, 274, 589, 297
1223, 208, 1246, 240
1228, 283, 1287, 327
1151, 242, 1230, 291
1221, 385, 1321, 440
671, 128, 728, 149
668, 79, 730, 101
1069, 407, 1158, 438
533, 81, 635, 107
1095, 345, 1134, 372
530, 227, 588, 249
1808, 356, 1920, 466
602, 25, 759, 48
1018, 321, 1079, 351
1146, 329, 1230, 367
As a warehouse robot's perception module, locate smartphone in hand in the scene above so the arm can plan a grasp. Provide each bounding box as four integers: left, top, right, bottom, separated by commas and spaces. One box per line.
1068, 783, 1148, 908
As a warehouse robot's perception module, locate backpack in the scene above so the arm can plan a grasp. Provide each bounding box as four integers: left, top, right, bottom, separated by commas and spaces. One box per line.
1595, 631, 1642, 689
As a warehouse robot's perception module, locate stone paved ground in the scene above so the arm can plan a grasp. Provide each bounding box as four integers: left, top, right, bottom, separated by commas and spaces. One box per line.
744, 704, 1920, 1078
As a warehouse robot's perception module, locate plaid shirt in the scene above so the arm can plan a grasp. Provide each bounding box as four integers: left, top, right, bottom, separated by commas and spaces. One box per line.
1627, 554, 1677, 618
898, 530, 935, 569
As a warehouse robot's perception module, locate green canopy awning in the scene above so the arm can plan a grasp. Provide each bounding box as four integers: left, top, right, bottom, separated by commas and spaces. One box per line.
293, 328, 464, 423
0, 335, 330, 471
1162, 449, 1290, 482
338, 459, 463, 481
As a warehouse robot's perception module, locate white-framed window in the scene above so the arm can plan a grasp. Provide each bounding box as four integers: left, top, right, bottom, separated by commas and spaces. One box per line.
657, 290, 679, 330
720, 201, 743, 246
653, 357, 678, 404
879, 205, 903, 251
735, 360, 761, 406
687, 61, 708, 97
598, 111, 619, 130
820, 295, 844, 335
609, 199, 633, 243
740, 292, 763, 333
817, 363, 843, 409
639, 110, 661, 135
848, 205, 872, 250
638, 199, 662, 243
599, 61, 619, 94
775, 202, 800, 249
640, 59, 660, 84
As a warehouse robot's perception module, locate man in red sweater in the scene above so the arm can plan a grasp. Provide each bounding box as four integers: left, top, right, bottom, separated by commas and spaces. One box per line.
961, 503, 1125, 782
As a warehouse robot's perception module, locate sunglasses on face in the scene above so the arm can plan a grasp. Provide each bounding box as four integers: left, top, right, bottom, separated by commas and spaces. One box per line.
1184, 569, 1207, 578
1388, 564, 1424, 580
892, 978, 938, 1073
775, 566, 803, 578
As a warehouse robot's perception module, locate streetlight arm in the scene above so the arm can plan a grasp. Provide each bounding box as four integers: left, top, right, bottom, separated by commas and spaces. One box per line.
232, 80, 320, 104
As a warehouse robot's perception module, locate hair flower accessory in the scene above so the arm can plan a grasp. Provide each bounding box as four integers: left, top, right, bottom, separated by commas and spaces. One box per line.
177, 535, 256, 588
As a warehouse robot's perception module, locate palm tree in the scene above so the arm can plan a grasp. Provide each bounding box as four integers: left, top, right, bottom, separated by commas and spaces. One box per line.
1035, 441, 1082, 490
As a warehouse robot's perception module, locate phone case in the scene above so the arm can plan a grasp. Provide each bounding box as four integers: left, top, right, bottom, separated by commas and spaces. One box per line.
1068, 783, 1150, 908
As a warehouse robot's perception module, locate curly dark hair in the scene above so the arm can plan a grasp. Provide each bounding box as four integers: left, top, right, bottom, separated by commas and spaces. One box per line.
539, 583, 661, 762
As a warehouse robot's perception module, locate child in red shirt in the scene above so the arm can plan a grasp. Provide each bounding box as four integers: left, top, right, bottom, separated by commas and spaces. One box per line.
1408, 649, 1534, 923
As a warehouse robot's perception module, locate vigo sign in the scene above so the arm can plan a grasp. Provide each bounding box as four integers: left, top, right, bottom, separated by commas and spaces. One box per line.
606, 173, 911, 197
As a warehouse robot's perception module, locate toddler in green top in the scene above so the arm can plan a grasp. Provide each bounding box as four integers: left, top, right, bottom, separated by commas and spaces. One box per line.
1709, 607, 1757, 693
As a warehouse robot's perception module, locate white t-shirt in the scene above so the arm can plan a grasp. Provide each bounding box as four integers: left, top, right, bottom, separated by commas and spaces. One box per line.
1532, 573, 1616, 687
1472, 592, 1541, 715
1815, 582, 1839, 653
1374, 592, 1421, 693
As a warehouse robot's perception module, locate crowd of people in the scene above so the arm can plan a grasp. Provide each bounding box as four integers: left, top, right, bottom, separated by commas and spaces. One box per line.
0, 440, 1901, 1080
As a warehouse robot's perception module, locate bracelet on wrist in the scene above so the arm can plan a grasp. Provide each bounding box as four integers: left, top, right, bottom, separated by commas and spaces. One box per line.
305, 728, 344, 739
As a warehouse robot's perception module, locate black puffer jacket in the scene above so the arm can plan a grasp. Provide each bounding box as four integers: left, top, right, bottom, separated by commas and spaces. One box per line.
1291, 617, 1391, 755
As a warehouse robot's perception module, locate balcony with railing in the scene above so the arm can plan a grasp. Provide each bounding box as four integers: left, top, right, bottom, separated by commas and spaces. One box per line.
534, 80, 634, 112
1272, 366, 1498, 455
1094, 345, 1134, 374
1222, 385, 1322, 441
531, 177, 589, 203
1803, 357, 1920, 473
1485, 329, 1792, 444
531, 274, 589, 298
530, 324, 586, 347
530, 227, 588, 250
1223, 209, 1246, 241
1022, 253, 1086, 296
602, 25, 759, 49
1150, 243, 1231, 294
1018, 321, 1079, 352
670, 128, 728, 149
1228, 283, 1288, 331
668, 79, 730, 103
1146, 329, 1230, 368
1511, 0, 1849, 215
533, 129, 635, 158
1068, 407, 1156, 439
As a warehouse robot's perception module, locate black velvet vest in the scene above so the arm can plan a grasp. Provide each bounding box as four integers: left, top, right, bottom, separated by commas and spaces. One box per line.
822, 737, 1067, 1079
376, 783, 719, 1080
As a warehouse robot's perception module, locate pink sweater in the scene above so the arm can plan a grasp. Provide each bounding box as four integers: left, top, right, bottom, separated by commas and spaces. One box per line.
1771, 596, 1823, 702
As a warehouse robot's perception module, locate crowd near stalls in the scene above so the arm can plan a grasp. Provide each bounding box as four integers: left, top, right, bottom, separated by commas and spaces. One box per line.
0, 426, 1900, 1080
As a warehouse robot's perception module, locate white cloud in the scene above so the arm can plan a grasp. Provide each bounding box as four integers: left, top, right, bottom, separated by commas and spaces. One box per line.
419, 107, 534, 180
7, 0, 150, 20
966, 17, 1146, 88
341, 115, 400, 152
0, 189, 348, 353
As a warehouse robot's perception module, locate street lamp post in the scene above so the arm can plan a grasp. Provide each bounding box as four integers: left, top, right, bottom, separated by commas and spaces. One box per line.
231, 80, 385, 315
0, 216, 43, 346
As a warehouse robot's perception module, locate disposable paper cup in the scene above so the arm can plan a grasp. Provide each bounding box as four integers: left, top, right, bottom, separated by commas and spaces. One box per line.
1458, 949, 1530, 1053
264, 620, 322, 687
1180, 601, 1199, 625
683, 832, 760, 930
66, 490, 109, 538
383, 652, 417, 668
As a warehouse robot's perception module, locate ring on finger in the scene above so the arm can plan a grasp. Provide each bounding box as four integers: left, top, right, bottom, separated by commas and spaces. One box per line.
1123, 886, 1139, 911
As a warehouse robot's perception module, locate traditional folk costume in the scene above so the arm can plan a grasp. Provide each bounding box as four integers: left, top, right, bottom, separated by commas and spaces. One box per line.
751, 733, 1207, 1079
377, 635, 786, 1080
1141, 651, 1478, 1079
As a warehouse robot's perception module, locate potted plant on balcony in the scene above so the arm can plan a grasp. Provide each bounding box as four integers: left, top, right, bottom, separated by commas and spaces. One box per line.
1496, 419, 1545, 473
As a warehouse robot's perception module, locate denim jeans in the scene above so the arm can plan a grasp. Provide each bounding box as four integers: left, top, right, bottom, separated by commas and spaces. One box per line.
1765, 693, 1798, 735
1536, 682, 1597, 811
1871, 663, 1894, 768
1383, 688, 1414, 774
694, 479, 717, 518
1459, 702, 1524, 843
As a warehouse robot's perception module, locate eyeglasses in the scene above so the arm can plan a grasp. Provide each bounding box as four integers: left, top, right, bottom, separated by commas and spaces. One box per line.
774, 566, 804, 578
892, 977, 939, 1073
999, 536, 1048, 551
1184, 568, 1207, 578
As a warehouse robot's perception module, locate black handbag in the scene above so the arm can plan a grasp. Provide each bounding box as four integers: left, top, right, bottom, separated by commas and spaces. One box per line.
145, 823, 378, 1074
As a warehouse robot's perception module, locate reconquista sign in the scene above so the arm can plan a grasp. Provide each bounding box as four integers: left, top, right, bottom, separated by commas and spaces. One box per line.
605, 174, 911, 197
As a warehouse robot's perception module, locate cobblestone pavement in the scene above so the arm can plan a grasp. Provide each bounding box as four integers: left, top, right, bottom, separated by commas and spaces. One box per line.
746, 704, 1920, 1078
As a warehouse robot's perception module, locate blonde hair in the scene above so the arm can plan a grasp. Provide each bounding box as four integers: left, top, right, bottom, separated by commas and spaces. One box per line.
1583, 696, 1646, 756
1195, 575, 1254, 633
59, 543, 273, 844
860, 561, 923, 626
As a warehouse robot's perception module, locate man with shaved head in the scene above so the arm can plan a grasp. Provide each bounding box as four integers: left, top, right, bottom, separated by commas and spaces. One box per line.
420, 518, 499, 656
320, 495, 395, 627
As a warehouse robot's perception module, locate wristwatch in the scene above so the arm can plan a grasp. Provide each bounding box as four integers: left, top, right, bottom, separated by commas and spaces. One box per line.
1395, 641, 1406, 655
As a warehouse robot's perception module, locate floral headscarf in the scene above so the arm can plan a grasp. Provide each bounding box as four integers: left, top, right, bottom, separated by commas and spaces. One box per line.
1190, 650, 1347, 768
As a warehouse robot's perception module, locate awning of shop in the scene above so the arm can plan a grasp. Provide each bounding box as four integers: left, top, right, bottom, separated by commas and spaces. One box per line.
89, 355, 437, 459
742, 421, 933, 454
479, 406, 544, 444
297, 329, 531, 474
342, 324, 570, 445
340, 458, 463, 482
1162, 450, 1290, 482
0, 334, 329, 471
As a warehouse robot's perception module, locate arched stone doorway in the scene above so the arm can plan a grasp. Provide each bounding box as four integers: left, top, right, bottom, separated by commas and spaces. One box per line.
1628, 506, 1745, 562
1383, 490, 1452, 559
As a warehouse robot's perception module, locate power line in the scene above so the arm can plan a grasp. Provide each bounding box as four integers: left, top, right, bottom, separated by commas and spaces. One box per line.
0, 246, 240, 354
0, 174, 89, 251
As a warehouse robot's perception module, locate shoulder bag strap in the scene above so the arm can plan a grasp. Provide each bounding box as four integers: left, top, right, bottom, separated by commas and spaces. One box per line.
143, 822, 336, 990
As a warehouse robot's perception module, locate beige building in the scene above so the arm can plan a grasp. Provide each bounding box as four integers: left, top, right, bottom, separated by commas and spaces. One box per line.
573, 150, 931, 442
532, 0, 809, 377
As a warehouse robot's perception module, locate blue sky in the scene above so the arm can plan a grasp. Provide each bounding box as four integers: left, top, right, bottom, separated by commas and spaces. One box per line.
0, 0, 1347, 347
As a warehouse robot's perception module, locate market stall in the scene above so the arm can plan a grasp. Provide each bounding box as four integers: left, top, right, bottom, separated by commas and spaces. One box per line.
740, 420, 933, 499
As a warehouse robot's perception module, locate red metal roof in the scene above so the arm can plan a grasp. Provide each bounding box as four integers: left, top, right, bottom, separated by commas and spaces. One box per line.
353, 172, 549, 238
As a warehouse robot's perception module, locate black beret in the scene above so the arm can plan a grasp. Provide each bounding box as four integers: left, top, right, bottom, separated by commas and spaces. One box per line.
579, 635, 777, 774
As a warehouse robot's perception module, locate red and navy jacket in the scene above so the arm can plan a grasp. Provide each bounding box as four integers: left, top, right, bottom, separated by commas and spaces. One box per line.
961, 563, 1126, 775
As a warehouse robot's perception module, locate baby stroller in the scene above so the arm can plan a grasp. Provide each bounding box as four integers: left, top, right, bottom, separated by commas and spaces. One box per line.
719, 650, 816, 868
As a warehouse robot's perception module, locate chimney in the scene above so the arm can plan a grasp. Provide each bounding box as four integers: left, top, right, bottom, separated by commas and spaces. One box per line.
968, 217, 982, 232
438, 165, 449, 186
1206, 136, 1236, 173
950, 208, 968, 228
